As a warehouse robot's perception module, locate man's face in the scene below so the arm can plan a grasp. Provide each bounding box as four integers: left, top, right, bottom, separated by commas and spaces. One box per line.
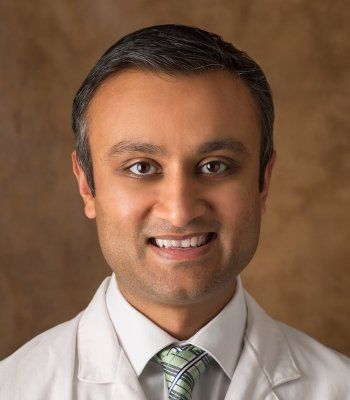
73, 70, 274, 307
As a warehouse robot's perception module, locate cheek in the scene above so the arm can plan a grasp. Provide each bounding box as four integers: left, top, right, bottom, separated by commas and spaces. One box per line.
93, 187, 151, 265
94, 164, 148, 217
215, 182, 261, 238
216, 182, 259, 215
94, 180, 154, 237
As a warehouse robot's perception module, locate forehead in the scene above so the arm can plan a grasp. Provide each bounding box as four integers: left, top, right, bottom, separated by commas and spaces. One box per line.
87, 69, 260, 157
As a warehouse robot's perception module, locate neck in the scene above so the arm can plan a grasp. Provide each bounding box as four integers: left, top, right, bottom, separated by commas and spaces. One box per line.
118, 280, 237, 340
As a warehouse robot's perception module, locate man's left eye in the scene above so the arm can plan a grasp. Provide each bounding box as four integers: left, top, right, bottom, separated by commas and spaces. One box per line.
199, 161, 229, 174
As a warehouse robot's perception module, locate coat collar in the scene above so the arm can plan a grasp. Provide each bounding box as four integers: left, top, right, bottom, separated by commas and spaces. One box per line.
225, 291, 301, 399
76, 277, 301, 398
77, 277, 121, 383
77, 277, 147, 398
243, 291, 301, 387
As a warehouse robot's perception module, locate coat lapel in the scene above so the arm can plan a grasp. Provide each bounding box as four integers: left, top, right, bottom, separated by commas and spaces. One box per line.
224, 291, 301, 400
76, 277, 147, 400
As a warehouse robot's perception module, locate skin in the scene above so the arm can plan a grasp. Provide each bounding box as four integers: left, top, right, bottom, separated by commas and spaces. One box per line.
72, 69, 276, 340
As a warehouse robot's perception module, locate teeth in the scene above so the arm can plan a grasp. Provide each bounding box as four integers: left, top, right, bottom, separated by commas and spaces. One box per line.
181, 238, 192, 247
191, 236, 200, 247
154, 233, 210, 249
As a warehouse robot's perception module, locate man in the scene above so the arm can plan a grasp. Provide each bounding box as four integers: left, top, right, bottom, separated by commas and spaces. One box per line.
0, 24, 349, 400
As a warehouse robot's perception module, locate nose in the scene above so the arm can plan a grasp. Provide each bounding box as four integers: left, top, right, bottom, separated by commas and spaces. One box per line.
152, 168, 209, 228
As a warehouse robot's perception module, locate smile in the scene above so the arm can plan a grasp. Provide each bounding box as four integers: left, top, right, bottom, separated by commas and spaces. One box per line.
148, 233, 217, 260
150, 232, 215, 249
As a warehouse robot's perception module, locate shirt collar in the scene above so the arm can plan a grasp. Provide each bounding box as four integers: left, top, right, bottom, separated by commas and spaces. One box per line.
106, 273, 246, 379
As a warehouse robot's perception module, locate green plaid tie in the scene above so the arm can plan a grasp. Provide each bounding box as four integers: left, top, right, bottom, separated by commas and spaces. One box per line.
151, 344, 213, 400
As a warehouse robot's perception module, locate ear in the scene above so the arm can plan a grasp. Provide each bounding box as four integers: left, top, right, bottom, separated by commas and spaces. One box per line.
260, 150, 276, 214
71, 150, 96, 219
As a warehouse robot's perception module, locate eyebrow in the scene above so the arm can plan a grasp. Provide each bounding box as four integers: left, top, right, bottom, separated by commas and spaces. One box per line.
106, 137, 250, 159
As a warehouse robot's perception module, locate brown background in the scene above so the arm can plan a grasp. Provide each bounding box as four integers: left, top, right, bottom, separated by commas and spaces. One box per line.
0, 1, 349, 360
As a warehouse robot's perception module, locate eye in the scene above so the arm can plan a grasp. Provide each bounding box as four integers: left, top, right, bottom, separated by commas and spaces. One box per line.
128, 161, 159, 176
199, 161, 229, 175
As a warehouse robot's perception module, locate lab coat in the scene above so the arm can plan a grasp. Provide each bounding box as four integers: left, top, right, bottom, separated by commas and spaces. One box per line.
0, 277, 349, 399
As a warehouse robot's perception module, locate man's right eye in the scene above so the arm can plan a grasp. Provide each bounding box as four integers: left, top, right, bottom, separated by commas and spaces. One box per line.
127, 161, 159, 176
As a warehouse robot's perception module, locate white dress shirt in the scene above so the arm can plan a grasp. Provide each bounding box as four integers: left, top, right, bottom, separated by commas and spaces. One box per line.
106, 273, 247, 400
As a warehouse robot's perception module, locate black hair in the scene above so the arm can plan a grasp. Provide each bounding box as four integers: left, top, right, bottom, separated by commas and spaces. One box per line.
72, 24, 274, 196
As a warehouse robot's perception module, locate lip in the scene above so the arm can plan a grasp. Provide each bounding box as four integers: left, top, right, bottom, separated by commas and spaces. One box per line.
148, 233, 217, 260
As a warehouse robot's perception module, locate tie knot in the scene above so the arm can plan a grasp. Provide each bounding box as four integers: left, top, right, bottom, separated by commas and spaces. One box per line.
152, 344, 212, 400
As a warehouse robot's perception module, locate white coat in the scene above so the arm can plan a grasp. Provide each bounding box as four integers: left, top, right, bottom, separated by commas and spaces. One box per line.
0, 276, 349, 399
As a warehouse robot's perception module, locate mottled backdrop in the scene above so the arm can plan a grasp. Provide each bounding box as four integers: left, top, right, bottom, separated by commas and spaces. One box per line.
0, 0, 349, 359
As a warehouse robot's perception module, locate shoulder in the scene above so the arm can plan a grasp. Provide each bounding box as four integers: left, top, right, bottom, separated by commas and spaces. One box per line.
0, 312, 82, 399
244, 289, 350, 370
278, 320, 350, 376
0, 277, 112, 399
1, 312, 82, 366
275, 321, 350, 398
243, 290, 350, 398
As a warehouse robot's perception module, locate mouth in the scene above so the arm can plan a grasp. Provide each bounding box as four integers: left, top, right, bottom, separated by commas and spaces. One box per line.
147, 232, 217, 261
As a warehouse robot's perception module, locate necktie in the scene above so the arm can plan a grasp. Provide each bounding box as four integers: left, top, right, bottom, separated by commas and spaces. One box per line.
152, 343, 213, 400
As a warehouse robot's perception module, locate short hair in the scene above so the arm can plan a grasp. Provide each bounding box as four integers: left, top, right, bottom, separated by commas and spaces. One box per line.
72, 24, 274, 196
